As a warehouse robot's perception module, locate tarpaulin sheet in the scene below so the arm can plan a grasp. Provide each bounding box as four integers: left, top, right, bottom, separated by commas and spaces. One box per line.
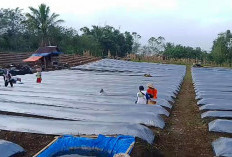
212, 137, 232, 157
0, 101, 166, 128
209, 119, 232, 134
156, 99, 172, 109
202, 111, 232, 119
0, 140, 24, 157
32, 51, 63, 56
192, 67, 232, 153
200, 104, 232, 111
37, 135, 135, 157
0, 114, 154, 144
197, 98, 232, 106
0, 90, 171, 115
23, 56, 42, 62
0, 95, 169, 116
195, 90, 232, 100
32, 53, 51, 57
192, 68, 232, 111
0, 60, 184, 110
0, 59, 186, 142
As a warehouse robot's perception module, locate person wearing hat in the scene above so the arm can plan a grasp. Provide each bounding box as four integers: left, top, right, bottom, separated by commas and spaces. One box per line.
147, 83, 158, 104
135, 86, 150, 104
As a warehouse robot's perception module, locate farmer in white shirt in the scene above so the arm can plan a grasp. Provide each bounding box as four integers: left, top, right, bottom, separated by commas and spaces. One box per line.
135, 86, 150, 104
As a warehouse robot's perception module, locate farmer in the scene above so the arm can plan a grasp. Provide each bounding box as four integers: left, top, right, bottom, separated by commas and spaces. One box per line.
135, 85, 150, 104
11, 77, 22, 84
36, 67, 42, 83
3, 70, 13, 87
147, 83, 158, 104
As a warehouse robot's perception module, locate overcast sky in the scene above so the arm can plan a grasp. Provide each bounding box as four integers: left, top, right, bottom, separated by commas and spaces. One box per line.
1, 0, 232, 51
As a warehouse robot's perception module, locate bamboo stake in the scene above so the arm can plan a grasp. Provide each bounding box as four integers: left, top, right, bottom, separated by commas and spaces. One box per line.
33, 136, 59, 157
125, 142, 135, 154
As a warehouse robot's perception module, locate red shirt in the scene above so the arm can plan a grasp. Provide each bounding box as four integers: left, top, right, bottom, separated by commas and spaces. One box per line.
147, 88, 158, 99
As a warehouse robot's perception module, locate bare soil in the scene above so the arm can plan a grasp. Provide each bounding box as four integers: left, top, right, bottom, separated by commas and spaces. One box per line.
130, 138, 163, 157
0, 130, 162, 157
154, 66, 218, 157
0, 130, 54, 157
0, 111, 162, 156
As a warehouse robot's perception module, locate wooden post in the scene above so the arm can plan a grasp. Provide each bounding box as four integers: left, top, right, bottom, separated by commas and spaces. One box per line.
125, 142, 135, 154
43, 57, 46, 70
33, 136, 59, 157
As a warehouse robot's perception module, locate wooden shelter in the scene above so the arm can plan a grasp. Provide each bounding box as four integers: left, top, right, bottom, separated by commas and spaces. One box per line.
23, 46, 63, 70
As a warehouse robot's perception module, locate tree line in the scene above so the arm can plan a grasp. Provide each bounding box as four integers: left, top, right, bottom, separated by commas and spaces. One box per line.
0, 4, 231, 66
132, 31, 232, 66
0, 4, 133, 57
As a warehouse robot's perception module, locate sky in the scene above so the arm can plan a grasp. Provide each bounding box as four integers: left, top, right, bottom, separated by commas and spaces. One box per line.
1, 0, 232, 51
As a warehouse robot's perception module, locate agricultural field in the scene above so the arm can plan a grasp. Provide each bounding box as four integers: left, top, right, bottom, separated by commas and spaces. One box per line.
0, 59, 186, 156
192, 67, 232, 157
1, 1, 232, 156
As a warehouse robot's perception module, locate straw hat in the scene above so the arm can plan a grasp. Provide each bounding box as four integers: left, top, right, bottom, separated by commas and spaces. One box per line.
147, 83, 154, 89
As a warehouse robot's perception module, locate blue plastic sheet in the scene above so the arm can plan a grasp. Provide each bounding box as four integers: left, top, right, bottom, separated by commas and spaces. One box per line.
192, 67, 232, 157
37, 134, 135, 157
212, 137, 232, 157
202, 111, 232, 119
32, 51, 63, 57
0, 140, 24, 157
209, 119, 232, 134
32, 53, 51, 57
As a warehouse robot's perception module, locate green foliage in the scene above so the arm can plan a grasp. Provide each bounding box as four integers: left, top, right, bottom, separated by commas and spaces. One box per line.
2, 4, 231, 66
132, 32, 141, 54
147, 36, 165, 55
136, 36, 165, 56
211, 30, 232, 65
0, 7, 28, 51
162, 43, 207, 61
25, 4, 64, 46
80, 25, 133, 57
0, 6, 133, 57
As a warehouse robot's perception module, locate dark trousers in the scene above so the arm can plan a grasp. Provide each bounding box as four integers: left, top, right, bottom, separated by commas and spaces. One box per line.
5, 80, 13, 87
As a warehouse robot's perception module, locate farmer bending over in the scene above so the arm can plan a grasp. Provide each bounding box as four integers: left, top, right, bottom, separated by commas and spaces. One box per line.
147, 83, 158, 104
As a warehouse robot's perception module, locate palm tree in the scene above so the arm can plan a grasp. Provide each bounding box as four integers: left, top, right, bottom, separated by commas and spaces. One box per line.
25, 4, 64, 46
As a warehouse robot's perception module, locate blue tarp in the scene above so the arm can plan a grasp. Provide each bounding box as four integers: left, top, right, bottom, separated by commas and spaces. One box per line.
37, 134, 135, 157
212, 137, 232, 157
0, 140, 24, 157
32, 52, 63, 57
32, 53, 51, 57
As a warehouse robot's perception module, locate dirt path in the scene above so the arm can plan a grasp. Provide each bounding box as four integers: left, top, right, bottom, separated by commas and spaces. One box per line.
154, 65, 215, 157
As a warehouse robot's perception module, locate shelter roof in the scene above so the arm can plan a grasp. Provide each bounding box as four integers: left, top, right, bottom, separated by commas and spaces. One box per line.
34, 46, 60, 54
23, 56, 42, 62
